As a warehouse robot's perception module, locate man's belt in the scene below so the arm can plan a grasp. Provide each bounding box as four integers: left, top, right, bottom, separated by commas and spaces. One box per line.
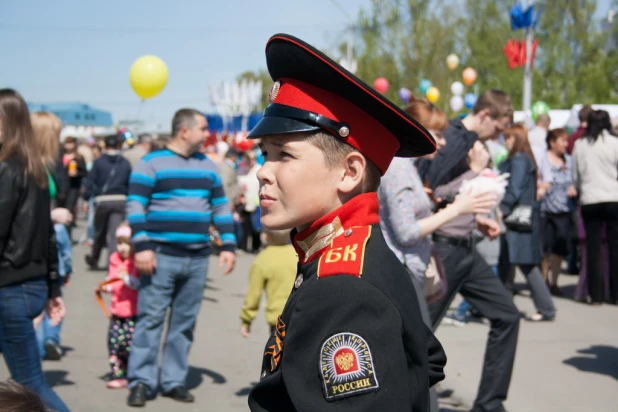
432, 234, 475, 249
94, 194, 127, 204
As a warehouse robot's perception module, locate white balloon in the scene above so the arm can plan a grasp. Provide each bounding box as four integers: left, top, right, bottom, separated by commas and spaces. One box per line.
451, 81, 464, 96
450, 95, 464, 112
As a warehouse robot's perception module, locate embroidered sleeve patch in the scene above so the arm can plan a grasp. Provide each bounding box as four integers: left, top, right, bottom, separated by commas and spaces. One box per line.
319, 332, 379, 401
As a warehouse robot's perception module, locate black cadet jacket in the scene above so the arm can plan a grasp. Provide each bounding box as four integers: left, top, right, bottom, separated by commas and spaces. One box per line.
249, 193, 446, 412
0, 156, 60, 298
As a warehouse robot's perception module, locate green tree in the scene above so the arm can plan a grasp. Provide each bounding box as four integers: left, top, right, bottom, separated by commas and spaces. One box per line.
333, 0, 618, 111
534, 0, 616, 106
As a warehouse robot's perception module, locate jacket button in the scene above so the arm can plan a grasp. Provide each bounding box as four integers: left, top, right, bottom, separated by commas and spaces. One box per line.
294, 274, 304, 289
344, 228, 353, 237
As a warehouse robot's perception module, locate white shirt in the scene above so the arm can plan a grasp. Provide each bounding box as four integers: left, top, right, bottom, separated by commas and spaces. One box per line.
573, 130, 618, 205
528, 127, 548, 151
531, 146, 552, 183
239, 164, 261, 212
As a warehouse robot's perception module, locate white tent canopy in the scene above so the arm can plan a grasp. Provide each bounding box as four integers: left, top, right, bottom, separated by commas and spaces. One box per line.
514, 104, 618, 129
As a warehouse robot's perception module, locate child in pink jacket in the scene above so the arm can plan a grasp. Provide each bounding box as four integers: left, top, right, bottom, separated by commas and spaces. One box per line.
97, 224, 139, 389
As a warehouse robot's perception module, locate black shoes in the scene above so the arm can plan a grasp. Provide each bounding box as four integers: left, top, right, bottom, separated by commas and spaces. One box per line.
162, 386, 194, 403
84, 255, 97, 270
127, 383, 194, 406
127, 383, 147, 407
44, 340, 62, 361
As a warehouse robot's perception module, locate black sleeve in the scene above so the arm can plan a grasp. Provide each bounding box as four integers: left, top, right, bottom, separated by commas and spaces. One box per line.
281, 275, 417, 411
426, 325, 447, 387
0, 164, 18, 257
426, 131, 478, 189
47, 219, 60, 299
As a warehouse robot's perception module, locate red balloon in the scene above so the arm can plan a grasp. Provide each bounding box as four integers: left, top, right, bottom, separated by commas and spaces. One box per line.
373, 77, 389, 94
236, 139, 254, 152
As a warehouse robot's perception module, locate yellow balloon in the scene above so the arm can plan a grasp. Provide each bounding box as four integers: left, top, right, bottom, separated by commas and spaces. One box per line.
446, 54, 460, 71
129, 55, 169, 99
426, 86, 440, 103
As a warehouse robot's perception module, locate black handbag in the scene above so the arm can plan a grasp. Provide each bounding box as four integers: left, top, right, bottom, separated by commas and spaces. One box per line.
503, 205, 533, 232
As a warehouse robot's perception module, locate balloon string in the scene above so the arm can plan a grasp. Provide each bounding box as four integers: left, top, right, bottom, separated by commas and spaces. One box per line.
134, 99, 145, 121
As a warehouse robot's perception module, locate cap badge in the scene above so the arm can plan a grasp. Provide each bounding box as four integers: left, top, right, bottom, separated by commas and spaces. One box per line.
294, 274, 304, 289
268, 81, 281, 103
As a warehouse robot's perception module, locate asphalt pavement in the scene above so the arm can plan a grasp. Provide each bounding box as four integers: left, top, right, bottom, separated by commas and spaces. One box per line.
1, 227, 616, 411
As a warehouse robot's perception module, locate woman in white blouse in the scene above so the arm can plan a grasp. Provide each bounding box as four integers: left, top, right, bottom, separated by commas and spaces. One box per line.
572, 110, 618, 305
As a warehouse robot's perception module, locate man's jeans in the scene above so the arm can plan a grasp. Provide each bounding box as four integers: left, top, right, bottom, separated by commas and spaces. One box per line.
0, 278, 70, 412
128, 252, 209, 395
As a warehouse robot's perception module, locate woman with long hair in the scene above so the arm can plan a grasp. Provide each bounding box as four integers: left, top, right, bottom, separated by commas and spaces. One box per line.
541, 128, 577, 295
573, 110, 618, 304
0, 89, 69, 411
499, 125, 556, 321
31, 111, 74, 361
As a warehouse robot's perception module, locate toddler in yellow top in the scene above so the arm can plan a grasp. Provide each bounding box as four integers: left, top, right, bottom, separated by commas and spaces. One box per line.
239, 229, 297, 337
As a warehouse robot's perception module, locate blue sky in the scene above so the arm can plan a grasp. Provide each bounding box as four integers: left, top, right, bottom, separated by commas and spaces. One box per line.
1, 0, 613, 131
1, 0, 371, 130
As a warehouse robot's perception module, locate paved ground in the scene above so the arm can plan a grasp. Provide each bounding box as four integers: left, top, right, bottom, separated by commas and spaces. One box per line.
1, 227, 616, 411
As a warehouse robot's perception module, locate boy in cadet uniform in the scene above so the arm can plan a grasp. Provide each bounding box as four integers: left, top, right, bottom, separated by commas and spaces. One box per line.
246, 34, 447, 412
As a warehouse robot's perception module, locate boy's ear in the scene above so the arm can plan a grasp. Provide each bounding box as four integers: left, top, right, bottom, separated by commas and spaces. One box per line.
338, 152, 366, 195
477, 108, 491, 122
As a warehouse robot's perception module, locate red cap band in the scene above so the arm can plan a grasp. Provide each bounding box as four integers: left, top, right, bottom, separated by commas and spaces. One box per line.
271, 79, 400, 174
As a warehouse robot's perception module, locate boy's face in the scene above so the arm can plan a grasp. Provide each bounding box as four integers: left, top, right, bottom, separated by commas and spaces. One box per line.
478, 113, 511, 141
257, 133, 342, 232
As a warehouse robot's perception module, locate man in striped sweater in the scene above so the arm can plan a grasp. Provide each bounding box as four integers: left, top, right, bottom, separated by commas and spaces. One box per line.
125, 109, 236, 407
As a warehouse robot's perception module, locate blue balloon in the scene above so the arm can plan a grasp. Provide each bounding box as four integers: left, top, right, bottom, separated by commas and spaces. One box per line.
398, 87, 412, 103
464, 93, 477, 109
419, 79, 432, 94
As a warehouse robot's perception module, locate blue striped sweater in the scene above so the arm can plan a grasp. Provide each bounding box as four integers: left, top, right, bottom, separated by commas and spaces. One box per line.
126, 148, 236, 256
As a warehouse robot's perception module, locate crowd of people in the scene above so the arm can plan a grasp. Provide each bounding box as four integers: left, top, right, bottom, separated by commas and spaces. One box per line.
0, 55, 617, 411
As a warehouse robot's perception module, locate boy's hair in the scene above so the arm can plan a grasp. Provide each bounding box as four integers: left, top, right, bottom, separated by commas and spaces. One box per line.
264, 229, 291, 246
0, 380, 48, 412
472, 89, 514, 120
305, 131, 381, 193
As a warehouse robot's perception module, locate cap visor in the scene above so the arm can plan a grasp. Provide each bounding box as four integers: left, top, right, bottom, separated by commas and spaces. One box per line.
248, 116, 320, 139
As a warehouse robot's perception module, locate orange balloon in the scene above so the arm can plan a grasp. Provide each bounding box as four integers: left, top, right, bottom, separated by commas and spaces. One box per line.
462, 67, 477, 86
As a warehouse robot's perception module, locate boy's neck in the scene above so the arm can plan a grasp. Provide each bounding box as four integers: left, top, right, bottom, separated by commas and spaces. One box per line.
296, 194, 353, 233
292, 193, 380, 263
461, 113, 481, 134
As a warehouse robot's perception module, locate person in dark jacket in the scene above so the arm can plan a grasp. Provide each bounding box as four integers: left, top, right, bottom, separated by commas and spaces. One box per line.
425, 90, 520, 412
83, 134, 132, 269
498, 125, 556, 322
0, 88, 69, 412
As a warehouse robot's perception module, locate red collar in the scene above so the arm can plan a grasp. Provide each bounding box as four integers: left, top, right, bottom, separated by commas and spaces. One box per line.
292, 193, 380, 263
